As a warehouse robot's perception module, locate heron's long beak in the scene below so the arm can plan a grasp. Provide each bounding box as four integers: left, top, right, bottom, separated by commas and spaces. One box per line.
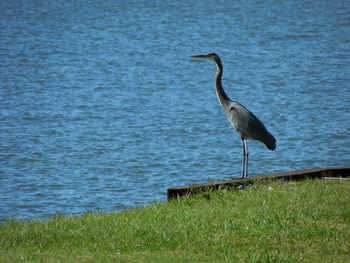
190, 54, 213, 61
190, 55, 207, 59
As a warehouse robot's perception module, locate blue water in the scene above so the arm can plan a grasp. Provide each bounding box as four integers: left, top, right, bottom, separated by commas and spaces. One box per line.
1, 0, 349, 222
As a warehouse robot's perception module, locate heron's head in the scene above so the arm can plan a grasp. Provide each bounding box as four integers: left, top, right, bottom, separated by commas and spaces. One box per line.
190, 53, 220, 62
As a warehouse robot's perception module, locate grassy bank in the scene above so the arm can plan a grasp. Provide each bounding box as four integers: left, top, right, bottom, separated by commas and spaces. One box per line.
1, 179, 350, 262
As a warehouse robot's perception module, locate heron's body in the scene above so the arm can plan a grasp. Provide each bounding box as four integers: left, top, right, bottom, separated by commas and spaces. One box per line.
191, 53, 276, 178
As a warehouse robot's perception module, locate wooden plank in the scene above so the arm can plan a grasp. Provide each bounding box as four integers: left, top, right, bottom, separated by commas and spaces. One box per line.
167, 166, 350, 200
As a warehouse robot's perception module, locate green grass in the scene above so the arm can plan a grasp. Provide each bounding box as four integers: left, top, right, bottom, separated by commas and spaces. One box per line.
1, 179, 350, 262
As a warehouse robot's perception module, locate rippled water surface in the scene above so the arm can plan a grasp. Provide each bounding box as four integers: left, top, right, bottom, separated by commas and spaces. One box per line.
1, 0, 350, 221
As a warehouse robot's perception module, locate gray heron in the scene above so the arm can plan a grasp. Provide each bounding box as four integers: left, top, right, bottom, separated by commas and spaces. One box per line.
191, 53, 276, 178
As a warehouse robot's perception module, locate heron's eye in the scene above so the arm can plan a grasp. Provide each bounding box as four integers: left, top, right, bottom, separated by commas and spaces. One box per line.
230, 106, 236, 112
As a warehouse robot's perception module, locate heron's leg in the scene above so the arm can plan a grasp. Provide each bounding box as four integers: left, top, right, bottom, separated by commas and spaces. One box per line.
241, 139, 245, 178
244, 140, 249, 178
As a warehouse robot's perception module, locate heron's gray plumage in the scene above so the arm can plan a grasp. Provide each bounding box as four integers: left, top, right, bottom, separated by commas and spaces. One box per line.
228, 102, 276, 151
191, 52, 276, 178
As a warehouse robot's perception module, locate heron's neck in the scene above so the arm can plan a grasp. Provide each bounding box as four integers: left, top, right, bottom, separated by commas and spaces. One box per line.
214, 60, 231, 107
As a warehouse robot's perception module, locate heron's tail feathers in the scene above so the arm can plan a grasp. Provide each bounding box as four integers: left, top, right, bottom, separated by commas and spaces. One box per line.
265, 133, 276, 151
